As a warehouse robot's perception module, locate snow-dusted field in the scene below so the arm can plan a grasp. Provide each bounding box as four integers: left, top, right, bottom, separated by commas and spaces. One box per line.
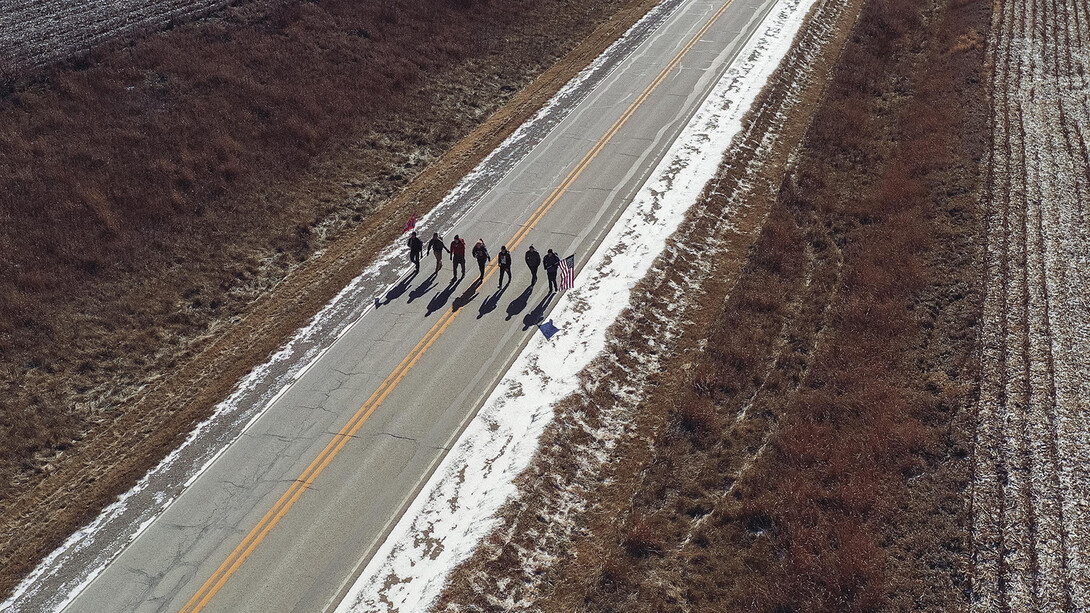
0, 0, 230, 72
972, 0, 1090, 609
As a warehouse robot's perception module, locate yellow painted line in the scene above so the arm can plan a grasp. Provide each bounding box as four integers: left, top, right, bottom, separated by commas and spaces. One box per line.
179, 2, 735, 610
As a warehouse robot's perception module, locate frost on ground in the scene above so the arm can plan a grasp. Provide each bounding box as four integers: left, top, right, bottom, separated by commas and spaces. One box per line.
336, 0, 822, 610
972, 0, 1090, 609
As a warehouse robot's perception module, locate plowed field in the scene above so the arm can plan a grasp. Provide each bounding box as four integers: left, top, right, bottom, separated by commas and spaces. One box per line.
0, 0, 233, 72
972, 0, 1090, 609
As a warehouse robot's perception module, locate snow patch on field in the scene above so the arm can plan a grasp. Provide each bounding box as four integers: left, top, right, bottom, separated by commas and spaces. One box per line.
336, 0, 818, 610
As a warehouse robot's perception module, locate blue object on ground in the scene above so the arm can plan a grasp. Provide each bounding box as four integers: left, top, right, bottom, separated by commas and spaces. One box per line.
539, 319, 560, 339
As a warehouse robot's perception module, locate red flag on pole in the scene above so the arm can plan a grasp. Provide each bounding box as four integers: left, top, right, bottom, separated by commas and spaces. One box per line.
403, 213, 417, 233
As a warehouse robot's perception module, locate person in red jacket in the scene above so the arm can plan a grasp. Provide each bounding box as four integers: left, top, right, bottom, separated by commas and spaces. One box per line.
450, 235, 467, 281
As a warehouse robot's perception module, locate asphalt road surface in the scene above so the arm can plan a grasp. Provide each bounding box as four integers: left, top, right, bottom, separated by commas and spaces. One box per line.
38, 0, 781, 610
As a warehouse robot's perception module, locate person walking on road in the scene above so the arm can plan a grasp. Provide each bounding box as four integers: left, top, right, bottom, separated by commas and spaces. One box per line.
497, 246, 512, 287
450, 235, 467, 280
428, 232, 448, 273
543, 248, 561, 293
472, 238, 491, 279
407, 231, 423, 272
525, 245, 541, 285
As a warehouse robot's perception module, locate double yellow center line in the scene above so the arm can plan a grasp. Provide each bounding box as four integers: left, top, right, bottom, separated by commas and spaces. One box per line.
180, 2, 734, 609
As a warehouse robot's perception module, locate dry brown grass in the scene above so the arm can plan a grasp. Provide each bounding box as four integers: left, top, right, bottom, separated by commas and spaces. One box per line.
432, 0, 990, 609
1, 0, 542, 308
715, 0, 990, 608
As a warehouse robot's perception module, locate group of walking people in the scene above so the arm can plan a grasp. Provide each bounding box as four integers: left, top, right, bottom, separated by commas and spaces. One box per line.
406, 231, 565, 293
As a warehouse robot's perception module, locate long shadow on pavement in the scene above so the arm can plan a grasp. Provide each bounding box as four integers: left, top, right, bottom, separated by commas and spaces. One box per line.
408, 271, 438, 303
505, 285, 534, 321
477, 283, 509, 319
522, 292, 555, 331
425, 275, 462, 317
451, 278, 483, 312
380, 269, 419, 306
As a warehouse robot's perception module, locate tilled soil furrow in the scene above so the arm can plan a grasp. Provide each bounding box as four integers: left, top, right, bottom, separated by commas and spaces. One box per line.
1048, 0, 1090, 599
1005, 42, 1035, 603
971, 0, 1015, 606
992, 0, 1033, 604
1038, 0, 1084, 606
0, 0, 234, 72
1034, 0, 1090, 604
973, 0, 1090, 607
1022, 5, 1068, 606
1025, 82, 1066, 611
977, 0, 1024, 606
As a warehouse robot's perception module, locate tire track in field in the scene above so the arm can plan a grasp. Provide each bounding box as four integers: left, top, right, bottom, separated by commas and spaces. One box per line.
973, 0, 1090, 609
0, 0, 234, 73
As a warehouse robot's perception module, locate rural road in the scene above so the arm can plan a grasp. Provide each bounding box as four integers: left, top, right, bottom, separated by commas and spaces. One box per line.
21, 0, 782, 610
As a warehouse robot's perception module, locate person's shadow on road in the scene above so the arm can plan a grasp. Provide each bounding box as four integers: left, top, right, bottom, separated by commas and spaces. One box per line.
408, 271, 438, 303
451, 278, 482, 312
425, 276, 461, 317
477, 284, 508, 319
522, 293, 555, 330
381, 269, 418, 306
505, 285, 533, 321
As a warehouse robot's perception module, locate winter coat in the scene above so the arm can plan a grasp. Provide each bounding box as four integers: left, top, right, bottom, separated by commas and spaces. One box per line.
407, 235, 423, 254
472, 243, 490, 261
543, 252, 560, 272
497, 250, 512, 268
525, 249, 541, 269
428, 237, 446, 255
451, 238, 466, 258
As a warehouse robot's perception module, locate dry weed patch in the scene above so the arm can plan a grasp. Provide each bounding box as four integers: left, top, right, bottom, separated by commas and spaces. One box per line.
723, 0, 990, 609
433, 0, 990, 609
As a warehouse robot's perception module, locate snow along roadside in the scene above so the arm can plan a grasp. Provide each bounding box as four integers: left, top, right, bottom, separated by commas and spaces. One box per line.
1, 2, 688, 610
335, 0, 819, 609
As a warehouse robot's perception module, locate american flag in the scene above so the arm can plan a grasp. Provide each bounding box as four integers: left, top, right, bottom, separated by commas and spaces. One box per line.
403, 213, 417, 233
559, 253, 576, 291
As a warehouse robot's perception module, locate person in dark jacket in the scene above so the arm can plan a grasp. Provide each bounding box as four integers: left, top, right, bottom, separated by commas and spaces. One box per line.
497, 246, 512, 287
407, 231, 423, 271
450, 235, 467, 280
427, 232, 448, 272
472, 239, 490, 279
543, 248, 560, 293
525, 245, 541, 285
